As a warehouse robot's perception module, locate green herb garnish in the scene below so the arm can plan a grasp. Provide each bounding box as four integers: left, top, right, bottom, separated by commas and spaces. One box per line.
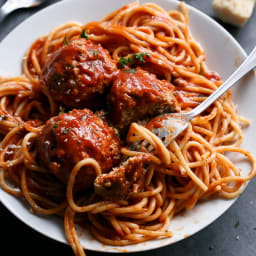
119, 52, 150, 68
119, 57, 133, 68
80, 29, 89, 39
53, 123, 58, 130
133, 52, 150, 63
62, 127, 71, 134
88, 49, 99, 56
234, 220, 240, 228
62, 36, 69, 45
124, 68, 137, 74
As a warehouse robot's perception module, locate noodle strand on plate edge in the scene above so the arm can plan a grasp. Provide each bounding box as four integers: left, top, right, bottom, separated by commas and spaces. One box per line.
0, 2, 255, 256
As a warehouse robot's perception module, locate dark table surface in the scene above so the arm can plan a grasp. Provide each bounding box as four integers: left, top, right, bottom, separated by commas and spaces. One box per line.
0, 0, 255, 255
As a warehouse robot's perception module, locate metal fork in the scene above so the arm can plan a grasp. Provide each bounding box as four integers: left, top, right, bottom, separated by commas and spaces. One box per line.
133, 45, 256, 151
0, 0, 47, 22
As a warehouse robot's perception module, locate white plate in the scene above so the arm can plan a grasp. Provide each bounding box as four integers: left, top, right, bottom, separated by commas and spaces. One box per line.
0, 0, 255, 253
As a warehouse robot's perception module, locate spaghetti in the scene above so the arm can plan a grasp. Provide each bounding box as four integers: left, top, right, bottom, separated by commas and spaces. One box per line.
0, 2, 255, 256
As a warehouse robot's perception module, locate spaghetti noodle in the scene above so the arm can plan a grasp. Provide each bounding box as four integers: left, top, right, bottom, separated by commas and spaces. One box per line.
0, 2, 255, 256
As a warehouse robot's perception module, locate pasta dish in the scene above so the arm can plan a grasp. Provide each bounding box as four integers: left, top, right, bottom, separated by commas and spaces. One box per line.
0, 2, 255, 255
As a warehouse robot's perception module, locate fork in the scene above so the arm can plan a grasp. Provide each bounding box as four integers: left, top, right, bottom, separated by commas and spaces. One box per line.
0, 0, 47, 22
136, 45, 256, 149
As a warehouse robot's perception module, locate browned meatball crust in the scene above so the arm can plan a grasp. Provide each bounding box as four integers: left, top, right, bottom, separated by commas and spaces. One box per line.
42, 38, 118, 108
107, 67, 179, 132
94, 154, 152, 199
37, 109, 121, 191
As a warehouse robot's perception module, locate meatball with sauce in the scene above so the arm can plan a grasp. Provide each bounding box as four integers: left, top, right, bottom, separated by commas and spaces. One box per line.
37, 109, 121, 191
94, 154, 153, 200
41, 38, 118, 108
107, 67, 180, 132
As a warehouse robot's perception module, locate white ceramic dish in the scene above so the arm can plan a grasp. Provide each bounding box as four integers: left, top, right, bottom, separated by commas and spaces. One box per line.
0, 0, 255, 253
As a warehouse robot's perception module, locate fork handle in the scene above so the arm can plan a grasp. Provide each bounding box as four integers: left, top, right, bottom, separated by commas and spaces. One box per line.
0, 1, 19, 23
184, 45, 256, 121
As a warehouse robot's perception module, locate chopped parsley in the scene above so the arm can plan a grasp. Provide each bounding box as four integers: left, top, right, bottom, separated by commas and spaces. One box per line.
118, 52, 150, 68
62, 127, 71, 134
133, 52, 150, 63
173, 92, 177, 97
53, 123, 58, 130
234, 220, 240, 228
80, 29, 89, 39
62, 36, 69, 45
88, 49, 99, 56
124, 68, 137, 74
119, 57, 133, 68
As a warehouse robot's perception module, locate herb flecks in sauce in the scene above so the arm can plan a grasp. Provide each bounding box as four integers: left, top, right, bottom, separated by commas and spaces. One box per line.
80, 29, 89, 39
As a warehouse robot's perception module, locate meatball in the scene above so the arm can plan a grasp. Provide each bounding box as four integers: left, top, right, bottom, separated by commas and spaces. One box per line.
94, 154, 152, 200
107, 67, 179, 132
37, 109, 121, 191
41, 38, 117, 108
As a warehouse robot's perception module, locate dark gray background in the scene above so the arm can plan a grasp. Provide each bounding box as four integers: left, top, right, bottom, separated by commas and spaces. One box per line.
0, 0, 255, 255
